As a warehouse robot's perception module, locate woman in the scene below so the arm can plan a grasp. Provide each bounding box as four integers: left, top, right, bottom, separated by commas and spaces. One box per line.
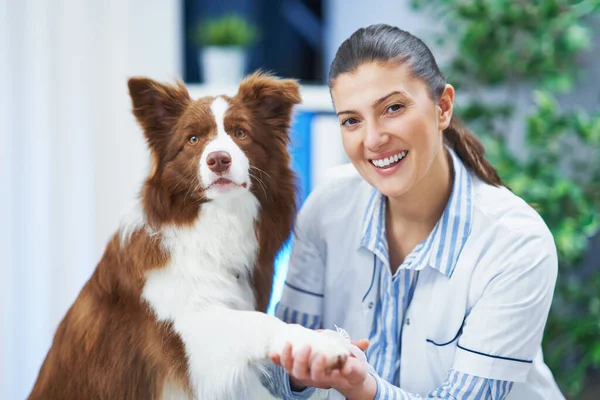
265, 24, 564, 399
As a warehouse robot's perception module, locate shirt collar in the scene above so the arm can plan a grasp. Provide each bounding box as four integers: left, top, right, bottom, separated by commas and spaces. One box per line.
360, 148, 473, 278
360, 187, 388, 264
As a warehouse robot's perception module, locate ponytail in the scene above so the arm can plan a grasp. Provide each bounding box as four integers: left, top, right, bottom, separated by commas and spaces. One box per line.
444, 116, 505, 187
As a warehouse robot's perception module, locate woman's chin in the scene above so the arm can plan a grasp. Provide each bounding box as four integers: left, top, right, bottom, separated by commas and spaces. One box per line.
364, 170, 412, 199
355, 162, 414, 198
377, 183, 411, 199
365, 175, 409, 198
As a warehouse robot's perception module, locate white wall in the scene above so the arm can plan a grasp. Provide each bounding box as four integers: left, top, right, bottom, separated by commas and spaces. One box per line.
0, 1, 181, 398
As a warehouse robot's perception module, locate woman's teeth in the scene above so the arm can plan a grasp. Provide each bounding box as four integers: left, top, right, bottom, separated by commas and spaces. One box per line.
371, 150, 408, 168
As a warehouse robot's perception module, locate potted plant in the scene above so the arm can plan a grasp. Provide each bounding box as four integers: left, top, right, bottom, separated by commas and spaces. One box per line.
192, 13, 259, 85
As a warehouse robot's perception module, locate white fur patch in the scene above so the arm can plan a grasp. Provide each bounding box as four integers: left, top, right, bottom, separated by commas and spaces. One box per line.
161, 379, 192, 400
144, 192, 260, 321
118, 200, 151, 246
199, 97, 251, 200
210, 97, 229, 138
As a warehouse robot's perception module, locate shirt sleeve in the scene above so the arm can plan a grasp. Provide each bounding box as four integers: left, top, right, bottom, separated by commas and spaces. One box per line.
261, 362, 317, 399
453, 228, 558, 382
370, 368, 513, 399
275, 303, 323, 329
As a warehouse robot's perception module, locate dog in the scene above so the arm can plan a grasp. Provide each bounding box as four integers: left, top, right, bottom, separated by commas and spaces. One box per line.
28, 72, 350, 399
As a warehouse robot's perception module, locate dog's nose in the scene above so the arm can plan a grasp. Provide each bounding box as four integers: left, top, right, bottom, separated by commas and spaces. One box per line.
206, 151, 231, 174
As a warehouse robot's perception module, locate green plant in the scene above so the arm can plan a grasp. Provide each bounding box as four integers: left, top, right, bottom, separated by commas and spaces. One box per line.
412, 0, 600, 92
192, 13, 259, 48
519, 93, 600, 397
484, 92, 600, 264
412, 1, 600, 397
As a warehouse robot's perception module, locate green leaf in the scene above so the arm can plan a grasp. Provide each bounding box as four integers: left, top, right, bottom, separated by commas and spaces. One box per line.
563, 24, 592, 52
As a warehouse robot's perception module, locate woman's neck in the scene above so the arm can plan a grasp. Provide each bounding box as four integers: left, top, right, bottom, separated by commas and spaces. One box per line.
389, 148, 453, 223
385, 148, 453, 268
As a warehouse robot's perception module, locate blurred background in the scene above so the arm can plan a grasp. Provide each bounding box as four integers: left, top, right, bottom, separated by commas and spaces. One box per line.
1, 0, 599, 398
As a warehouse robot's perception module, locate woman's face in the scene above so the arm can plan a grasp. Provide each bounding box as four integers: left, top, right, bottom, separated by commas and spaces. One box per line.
330, 62, 454, 198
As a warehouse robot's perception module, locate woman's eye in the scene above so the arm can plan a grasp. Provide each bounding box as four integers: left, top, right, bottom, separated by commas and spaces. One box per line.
386, 104, 404, 114
234, 129, 247, 139
188, 135, 198, 145
341, 118, 359, 127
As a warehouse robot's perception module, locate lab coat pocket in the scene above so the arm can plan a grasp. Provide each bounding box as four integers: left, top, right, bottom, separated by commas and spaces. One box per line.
424, 319, 463, 382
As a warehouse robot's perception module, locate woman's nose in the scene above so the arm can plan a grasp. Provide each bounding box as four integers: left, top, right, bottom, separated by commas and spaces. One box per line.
364, 120, 389, 151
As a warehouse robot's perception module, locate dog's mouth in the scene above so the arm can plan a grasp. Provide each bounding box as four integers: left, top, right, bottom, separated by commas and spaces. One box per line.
210, 177, 248, 189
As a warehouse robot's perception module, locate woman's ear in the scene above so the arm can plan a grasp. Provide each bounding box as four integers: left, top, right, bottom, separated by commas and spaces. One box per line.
437, 84, 455, 131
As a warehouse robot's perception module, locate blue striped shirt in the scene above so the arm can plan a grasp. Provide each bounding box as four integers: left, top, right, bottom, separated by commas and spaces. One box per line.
266, 151, 514, 399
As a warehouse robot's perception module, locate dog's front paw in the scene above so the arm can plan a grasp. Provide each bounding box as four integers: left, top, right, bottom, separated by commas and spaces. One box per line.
270, 324, 350, 369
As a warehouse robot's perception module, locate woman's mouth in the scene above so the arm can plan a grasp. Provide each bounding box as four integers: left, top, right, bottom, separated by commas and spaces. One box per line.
370, 150, 408, 169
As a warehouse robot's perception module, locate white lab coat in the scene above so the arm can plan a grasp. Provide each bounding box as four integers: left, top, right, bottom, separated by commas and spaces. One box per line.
278, 162, 565, 400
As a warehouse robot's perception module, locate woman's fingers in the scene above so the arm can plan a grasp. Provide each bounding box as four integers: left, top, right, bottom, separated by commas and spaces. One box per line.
271, 338, 367, 391
330, 369, 343, 382
351, 338, 370, 352
310, 354, 326, 381
342, 358, 354, 375
268, 332, 371, 395
280, 342, 294, 372
340, 357, 368, 386
269, 353, 281, 366
292, 345, 312, 380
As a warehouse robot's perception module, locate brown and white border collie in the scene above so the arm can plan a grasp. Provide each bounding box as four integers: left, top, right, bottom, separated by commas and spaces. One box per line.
28, 72, 349, 399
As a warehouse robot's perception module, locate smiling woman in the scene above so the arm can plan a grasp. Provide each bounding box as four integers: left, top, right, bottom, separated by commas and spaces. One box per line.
333, 62, 453, 202
269, 24, 565, 400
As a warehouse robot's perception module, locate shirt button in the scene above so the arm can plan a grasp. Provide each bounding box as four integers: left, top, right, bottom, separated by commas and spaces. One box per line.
368, 301, 374, 310
406, 318, 411, 326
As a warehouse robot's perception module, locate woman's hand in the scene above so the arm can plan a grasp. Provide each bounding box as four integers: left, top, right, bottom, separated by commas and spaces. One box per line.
269, 338, 378, 399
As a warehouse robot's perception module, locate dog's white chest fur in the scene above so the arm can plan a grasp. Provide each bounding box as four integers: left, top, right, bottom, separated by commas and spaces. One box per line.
143, 193, 260, 321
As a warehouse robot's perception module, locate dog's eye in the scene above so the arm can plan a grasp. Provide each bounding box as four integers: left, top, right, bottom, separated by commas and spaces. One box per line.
234, 130, 247, 140
188, 135, 199, 145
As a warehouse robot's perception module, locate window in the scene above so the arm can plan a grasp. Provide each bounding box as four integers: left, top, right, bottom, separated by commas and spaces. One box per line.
183, 0, 325, 84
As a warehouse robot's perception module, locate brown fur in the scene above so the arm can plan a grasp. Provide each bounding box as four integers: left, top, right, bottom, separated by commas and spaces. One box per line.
29, 71, 301, 399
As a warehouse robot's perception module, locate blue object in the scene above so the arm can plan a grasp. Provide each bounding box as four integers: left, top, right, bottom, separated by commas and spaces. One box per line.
267, 111, 313, 314
288, 111, 313, 204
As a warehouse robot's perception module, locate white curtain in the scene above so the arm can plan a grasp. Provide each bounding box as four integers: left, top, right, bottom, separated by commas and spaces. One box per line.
0, 1, 181, 398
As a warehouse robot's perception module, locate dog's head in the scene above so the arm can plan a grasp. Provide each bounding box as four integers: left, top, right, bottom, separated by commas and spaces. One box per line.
128, 72, 301, 227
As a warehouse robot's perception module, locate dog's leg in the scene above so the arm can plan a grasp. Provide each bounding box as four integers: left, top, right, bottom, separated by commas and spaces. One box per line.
174, 307, 349, 399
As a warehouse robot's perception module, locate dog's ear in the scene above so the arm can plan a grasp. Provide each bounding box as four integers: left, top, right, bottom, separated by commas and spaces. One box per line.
236, 72, 301, 138
128, 77, 191, 153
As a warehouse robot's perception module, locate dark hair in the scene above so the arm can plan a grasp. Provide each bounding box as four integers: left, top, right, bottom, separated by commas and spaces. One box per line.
328, 24, 503, 187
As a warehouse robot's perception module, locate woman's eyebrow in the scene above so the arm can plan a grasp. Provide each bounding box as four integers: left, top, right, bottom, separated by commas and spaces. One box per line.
336, 109, 356, 117
371, 90, 408, 108
336, 90, 410, 117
